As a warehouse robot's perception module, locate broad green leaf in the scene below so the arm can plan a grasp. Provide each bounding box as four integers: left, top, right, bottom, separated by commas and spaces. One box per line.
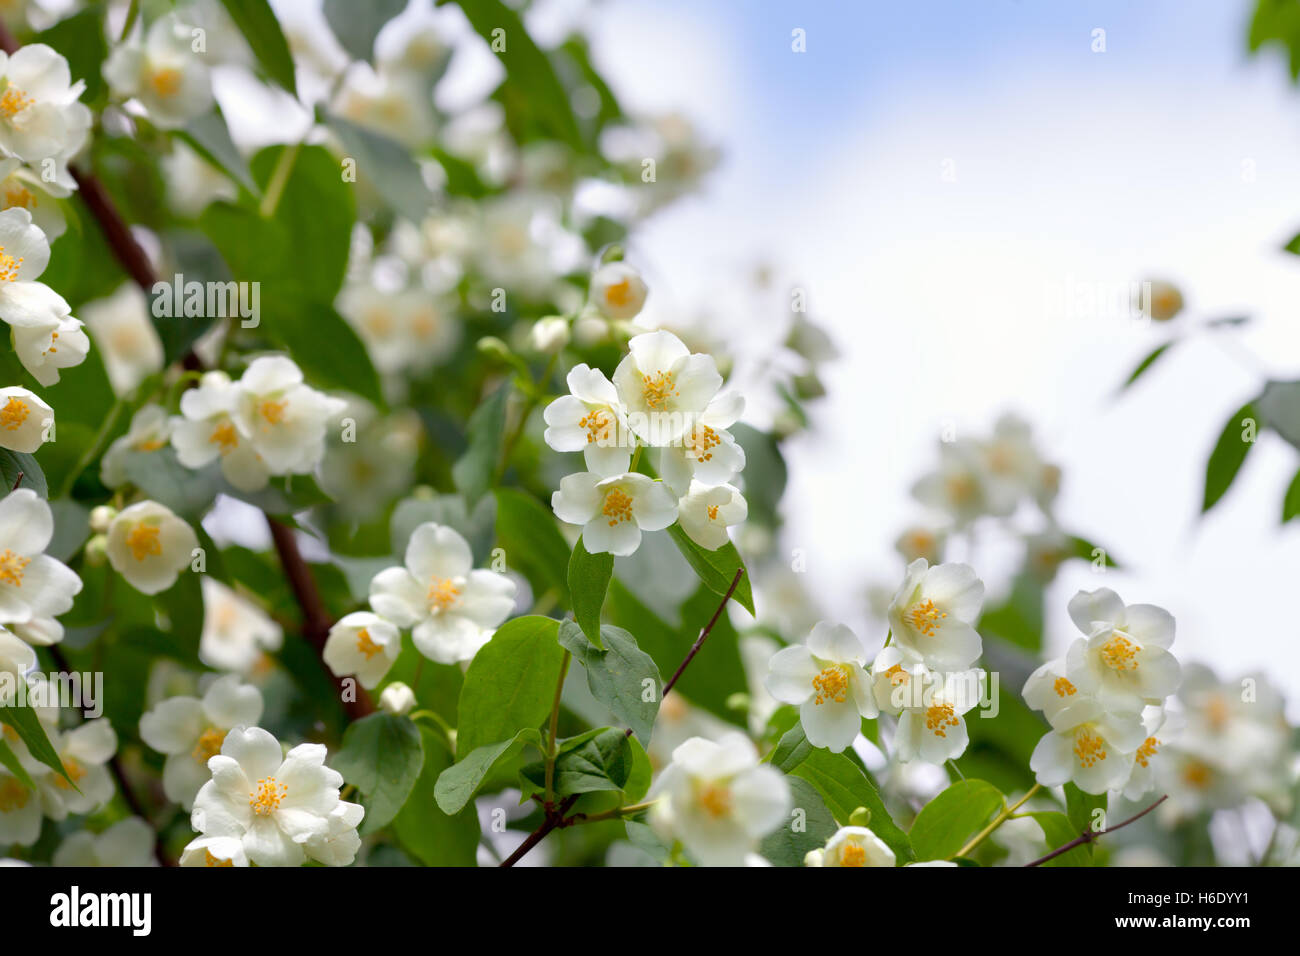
1257, 380, 1300, 450
36, 9, 108, 103
1120, 342, 1172, 390
520, 727, 633, 798
770, 724, 913, 861
456, 615, 564, 757
1026, 810, 1093, 867
1202, 401, 1259, 512
120, 448, 219, 519
1067, 535, 1121, 570
558, 621, 661, 743
0, 450, 47, 498
0, 737, 35, 790
264, 301, 384, 408
321, 108, 434, 217
494, 487, 570, 604
435, 728, 541, 814
333, 713, 424, 831
452, 385, 508, 508
1284, 468, 1300, 522
178, 108, 258, 194
218, 0, 299, 95
322, 0, 407, 63
666, 523, 755, 615
1064, 782, 1108, 842
758, 776, 838, 867
568, 536, 612, 645
731, 424, 786, 528
908, 779, 1003, 863
0, 703, 71, 785
394, 727, 479, 864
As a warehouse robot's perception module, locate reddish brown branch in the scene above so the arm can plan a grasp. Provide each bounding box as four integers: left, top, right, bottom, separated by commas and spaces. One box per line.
1025, 794, 1168, 867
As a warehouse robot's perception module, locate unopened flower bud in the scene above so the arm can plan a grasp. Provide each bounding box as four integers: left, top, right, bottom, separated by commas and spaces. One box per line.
529, 316, 569, 354
89, 505, 117, 534
379, 681, 417, 716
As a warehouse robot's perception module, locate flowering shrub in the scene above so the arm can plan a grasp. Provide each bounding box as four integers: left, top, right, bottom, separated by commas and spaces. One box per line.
0, 0, 1290, 873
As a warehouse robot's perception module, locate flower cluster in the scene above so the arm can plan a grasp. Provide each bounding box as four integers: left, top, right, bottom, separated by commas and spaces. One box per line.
1023, 587, 1181, 796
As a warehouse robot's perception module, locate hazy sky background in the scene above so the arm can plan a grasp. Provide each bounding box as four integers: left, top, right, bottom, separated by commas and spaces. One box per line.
566, 0, 1300, 711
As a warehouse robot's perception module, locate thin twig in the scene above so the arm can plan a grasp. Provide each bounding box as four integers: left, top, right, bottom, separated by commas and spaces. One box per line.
499, 794, 579, 867
659, 567, 745, 701
1024, 794, 1168, 867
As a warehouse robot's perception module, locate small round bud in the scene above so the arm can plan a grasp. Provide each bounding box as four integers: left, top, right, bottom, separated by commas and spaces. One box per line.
529, 316, 570, 354
89, 506, 118, 534
84, 534, 109, 567
848, 806, 872, 828
476, 336, 512, 360
573, 314, 611, 347
590, 262, 648, 320
379, 682, 417, 716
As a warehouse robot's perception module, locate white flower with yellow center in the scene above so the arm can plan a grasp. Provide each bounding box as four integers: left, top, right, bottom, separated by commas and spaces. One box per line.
1063, 588, 1180, 712
804, 826, 896, 867
369, 523, 516, 665
677, 480, 747, 551
543, 364, 633, 477
1021, 657, 1086, 728
869, 644, 930, 716
612, 330, 723, 447
99, 403, 172, 489
189, 727, 361, 867
1120, 706, 1181, 802
338, 284, 460, 376
198, 576, 283, 673
551, 471, 678, 556
80, 282, 164, 396
52, 817, 156, 867
893, 669, 983, 765
590, 262, 648, 320
0, 765, 41, 847
0, 488, 81, 627
171, 370, 270, 492
139, 674, 264, 809
894, 524, 946, 565
0, 44, 89, 162
911, 439, 1013, 525
655, 391, 746, 495
104, 499, 198, 595
0, 157, 67, 240
649, 733, 790, 867
765, 621, 876, 753
35, 719, 118, 819
0, 385, 50, 454
232, 355, 347, 477
886, 558, 984, 671
1028, 695, 1145, 795
322, 611, 401, 690
103, 14, 213, 129
179, 834, 248, 867
10, 306, 89, 386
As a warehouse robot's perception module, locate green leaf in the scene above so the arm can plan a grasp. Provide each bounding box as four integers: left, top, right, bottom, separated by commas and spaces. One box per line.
36, 9, 108, 104
558, 621, 661, 744
1120, 342, 1173, 390
770, 724, 913, 861
456, 615, 564, 758
731, 424, 786, 528
0, 450, 47, 498
1064, 782, 1108, 840
520, 727, 633, 798
435, 728, 541, 814
665, 523, 755, 615
1257, 380, 1300, 450
758, 775, 838, 867
265, 301, 384, 408
1066, 535, 1121, 570
0, 737, 35, 790
568, 536, 612, 645
178, 108, 258, 194
120, 448, 219, 519
1026, 810, 1093, 867
0, 703, 70, 785
1202, 401, 1259, 511
908, 779, 1003, 863
322, 0, 407, 63
333, 714, 424, 831
494, 487, 570, 604
218, 0, 299, 95
321, 108, 434, 217
1284, 468, 1300, 522
452, 385, 508, 508
394, 727, 480, 864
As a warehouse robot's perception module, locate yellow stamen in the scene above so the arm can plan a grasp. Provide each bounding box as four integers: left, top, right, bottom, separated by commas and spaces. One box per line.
204, 849, 233, 867
53, 756, 87, 790
0, 548, 30, 587
249, 777, 287, 815
885, 663, 909, 687
697, 782, 730, 818
0, 86, 32, 119
905, 599, 947, 638
209, 421, 239, 453
839, 844, 866, 867
0, 245, 24, 283
1053, 677, 1076, 698
355, 628, 382, 659
427, 577, 460, 612
0, 776, 28, 812
686, 424, 720, 462
125, 524, 162, 562
1100, 633, 1139, 672
3, 183, 34, 210
192, 727, 225, 764
707, 504, 720, 520
259, 399, 287, 426
149, 68, 182, 98
603, 278, 632, 308
812, 665, 848, 706
925, 701, 959, 738
641, 371, 678, 411
1073, 727, 1107, 768
579, 409, 612, 445
602, 487, 634, 527
1135, 736, 1159, 769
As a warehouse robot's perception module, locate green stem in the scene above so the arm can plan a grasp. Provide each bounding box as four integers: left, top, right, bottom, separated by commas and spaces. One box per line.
495, 352, 559, 484
952, 783, 1041, 860
259, 140, 302, 218
543, 650, 572, 806
573, 799, 659, 826
118, 0, 140, 42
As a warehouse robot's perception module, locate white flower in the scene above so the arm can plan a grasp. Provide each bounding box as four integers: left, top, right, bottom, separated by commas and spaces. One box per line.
52, 817, 155, 867
162, 140, 237, 218
1021, 657, 1086, 728
198, 576, 283, 672
0, 626, 35, 704
100, 403, 172, 488
543, 364, 633, 477
338, 284, 460, 375
80, 282, 164, 396
804, 826, 896, 867
0, 157, 68, 240
1120, 707, 1180, 801
655, 391, 746, 495
37, 719, 118, 819
894, 525, 946, 565
1028, 696, 1145, 795
231, 355, 347, 477
893, 669, 983, 765
0, 44, 90, 162
103, 14, 214, 129
379, 681, 417, 716
104, 500, 198, 595
10, 306, 89, 386
613, 330, 723, 447
979, 413, 1056, 511
1062, 588, 1180, 712
179, 834, 248, 867
0, 385, 50, 453
171, 370, 270, 492
0, 488, 81, 627
369, 523, 515, 665
649, 732, 790, 867
0, 767, 41, 846
551, 471, 677, 556
189, 727, 361, 867
911, 439, 1013, 525
590, 262, 648, 320
765, 621, 876, 753
322, 611, 401, 690
332, 67, 436, 149
869, 644, 929, 716
677, 481, 747, 551
139, 674, 264, 809
529, 315, 569, 354
886, 558, 984, 671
